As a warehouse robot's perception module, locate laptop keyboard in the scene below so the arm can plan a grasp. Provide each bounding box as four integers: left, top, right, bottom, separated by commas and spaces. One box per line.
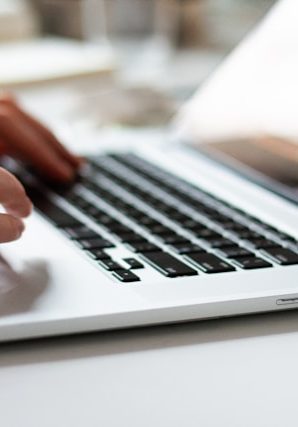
27, 153, 298, 282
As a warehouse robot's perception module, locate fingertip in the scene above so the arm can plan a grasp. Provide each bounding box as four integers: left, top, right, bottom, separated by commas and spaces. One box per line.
68, 154, 86, 169
39, 163, 76, 184
22, 196, 33, 218
56, 164, 76, 182
8, 196, 33, 219
0, 215, 25, 243
11, 217, 25, 241
76, 156, 86, 167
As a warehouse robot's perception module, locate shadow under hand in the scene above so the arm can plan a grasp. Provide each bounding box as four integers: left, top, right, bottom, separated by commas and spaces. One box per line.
0, 254, 49, 317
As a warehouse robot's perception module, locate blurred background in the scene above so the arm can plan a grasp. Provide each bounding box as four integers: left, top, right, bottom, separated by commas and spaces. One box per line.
0, 0, 277, 134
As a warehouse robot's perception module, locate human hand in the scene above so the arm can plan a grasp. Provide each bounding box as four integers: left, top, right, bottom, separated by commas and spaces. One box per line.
0, 167, 32, 243
0, 94, 82, 182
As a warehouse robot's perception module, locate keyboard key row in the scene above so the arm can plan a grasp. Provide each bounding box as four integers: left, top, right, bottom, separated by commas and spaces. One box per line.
103, 154, 298, 252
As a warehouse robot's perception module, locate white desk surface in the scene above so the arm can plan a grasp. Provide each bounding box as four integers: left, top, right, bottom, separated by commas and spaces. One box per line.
1, 1, 298, 426
1, 311, 298, 427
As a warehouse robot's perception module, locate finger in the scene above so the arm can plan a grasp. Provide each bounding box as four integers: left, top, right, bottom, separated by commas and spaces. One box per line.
0, 213, 25, 243
15, 108, 82, 168
0, 92, 16, 104
23, 116, 83, 169
0, 107, 75, 182
0, 168, 32, 218
0, 96, 83, 169
0, 137, 6, 157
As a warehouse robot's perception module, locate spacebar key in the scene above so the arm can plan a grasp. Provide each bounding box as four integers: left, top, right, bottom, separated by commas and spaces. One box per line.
141, 251, 197, 278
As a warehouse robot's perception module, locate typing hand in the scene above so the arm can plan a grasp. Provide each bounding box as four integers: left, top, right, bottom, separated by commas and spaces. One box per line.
0, 94, 82, 182
0, 93, 83, 243
0, 167, 32, 243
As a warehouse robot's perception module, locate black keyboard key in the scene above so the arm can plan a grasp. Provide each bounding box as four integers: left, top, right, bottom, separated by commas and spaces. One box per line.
108, 223, 132, 234
184, 253, 235, 273
149, 225, 174, 236
112, 269, 140, 283
130, 207, 151, 218
195, 229, 222, 240
128, 210, 147, 220
98, 259, 123, 271
233, 230, 262, 240
77, 238, 115, 250
61, 189, 80, 202
65, 226, 98, 240
169, 243, 205, 254
94, 214, 119, 227
205, 212, 230, 223
219, 220, 243, 229
153, 202, 177, 215
221, 222, 248, 232
126, 241, 161, 253
161, 235, 189, 245
169, 212, 191, 223
260, 247, 298, 265
72, 197, 91, 211
85, 249, 111, 260
216, 246, 254, 259
243, 238, 279, 249
137, 216, 160, 227
207, 238, 236, 248
232, 257, 272, 269
35, 197, 81, 228
183, 219, 206, 231
85, 205, 103, 217
123, 258, 144, 269
114, 232, 145, 243
142, 195, 159, 206
115, 203, 136, 214
141, 251, 197, 277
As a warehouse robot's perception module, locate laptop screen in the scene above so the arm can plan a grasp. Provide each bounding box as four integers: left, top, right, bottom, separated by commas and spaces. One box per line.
195, 137, 298, 204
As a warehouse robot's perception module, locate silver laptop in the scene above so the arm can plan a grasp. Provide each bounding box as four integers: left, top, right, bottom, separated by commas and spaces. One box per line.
0, 126, 297, 342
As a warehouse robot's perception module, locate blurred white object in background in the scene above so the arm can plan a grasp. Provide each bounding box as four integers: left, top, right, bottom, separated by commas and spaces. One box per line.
82, 0, 108, 44
0, 0, 39, 41
0, 0, 116, 88
66, 84, 177, 129
81, 0, 115, 61
0, 38, 115, 88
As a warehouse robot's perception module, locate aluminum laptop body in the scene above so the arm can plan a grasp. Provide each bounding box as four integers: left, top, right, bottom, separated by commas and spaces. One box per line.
0, 0, 298, 341
0, 135, 297, 342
